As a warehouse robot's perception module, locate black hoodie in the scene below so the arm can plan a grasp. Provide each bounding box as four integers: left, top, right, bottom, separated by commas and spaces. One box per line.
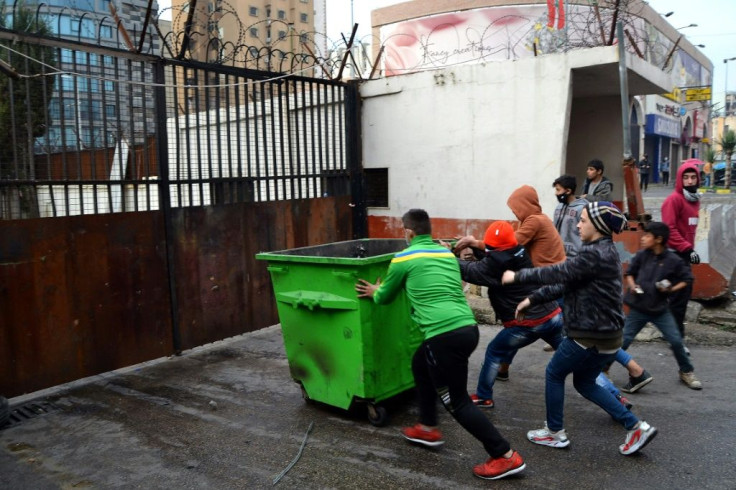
458, 245, 560, 326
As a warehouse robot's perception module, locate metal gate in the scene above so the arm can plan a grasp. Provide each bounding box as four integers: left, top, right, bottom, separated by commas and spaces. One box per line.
0, 19, 364, 397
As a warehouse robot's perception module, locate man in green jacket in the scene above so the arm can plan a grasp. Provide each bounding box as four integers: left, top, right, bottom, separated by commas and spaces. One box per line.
355, 209, 525, 481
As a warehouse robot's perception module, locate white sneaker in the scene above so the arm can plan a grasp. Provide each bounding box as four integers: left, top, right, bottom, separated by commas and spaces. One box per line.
620, 421, 658, 455
527, 422, 570, 448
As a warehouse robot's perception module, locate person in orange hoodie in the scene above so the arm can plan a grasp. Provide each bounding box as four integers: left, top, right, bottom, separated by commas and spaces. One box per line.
506, 185, 567, 267
454, 185, 565, 270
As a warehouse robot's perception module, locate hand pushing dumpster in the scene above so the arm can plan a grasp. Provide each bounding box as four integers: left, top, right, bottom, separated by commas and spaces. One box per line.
256, 239, 422, 426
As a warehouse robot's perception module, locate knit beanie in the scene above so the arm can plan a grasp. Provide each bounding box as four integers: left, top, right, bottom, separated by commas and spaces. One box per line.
585, 201, 627, 236
483, 221, 518, 250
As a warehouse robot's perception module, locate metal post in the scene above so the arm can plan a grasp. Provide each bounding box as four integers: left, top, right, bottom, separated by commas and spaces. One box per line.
345, 80, 365, 238
153, 59, 182, 355
617, 21, 631, 160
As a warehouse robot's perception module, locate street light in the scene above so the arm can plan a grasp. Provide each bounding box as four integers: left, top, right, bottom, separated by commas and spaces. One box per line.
695, 44, 706, 48
677, 23, 698, 30
725, 57, 736, 116
661, 11, 674, 18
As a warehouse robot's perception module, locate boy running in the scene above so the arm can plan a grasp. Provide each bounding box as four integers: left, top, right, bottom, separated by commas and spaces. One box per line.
502, 202, 657, 455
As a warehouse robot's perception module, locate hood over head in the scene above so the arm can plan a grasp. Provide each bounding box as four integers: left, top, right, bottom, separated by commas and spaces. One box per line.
507, 185, 542, 221
675, 161, 701, 193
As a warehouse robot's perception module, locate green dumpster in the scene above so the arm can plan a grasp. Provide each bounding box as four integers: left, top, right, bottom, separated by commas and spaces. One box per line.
256, 239, 422, 425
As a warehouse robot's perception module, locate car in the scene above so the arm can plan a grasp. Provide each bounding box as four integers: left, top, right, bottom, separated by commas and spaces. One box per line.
713, 161, 736, 186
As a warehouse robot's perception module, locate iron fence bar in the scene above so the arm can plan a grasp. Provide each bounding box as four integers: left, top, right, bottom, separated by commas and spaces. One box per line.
111, 54, 124, 212
204, 68, 214, 203
153, 58, 181, 354
257, 82, 266, 201
330, 84, 338, 178
99, 52, 112, 214
269, 82, 278, 200
192, 68, 204, 206
317, 85, 327, 197
223, 72, 235, 201
276, 81, 287, 199
345, 80, 365, 238
290, 79, 300, 199
124, 57, 135, 213
307, 80, 316, 197
244, 78, 253, 201
169, 63, 181, 206
213, 70, 223, 202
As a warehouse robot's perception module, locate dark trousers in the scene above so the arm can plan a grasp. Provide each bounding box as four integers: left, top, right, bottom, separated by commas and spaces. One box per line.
662, 171, 670, 186
669, 255, 693, 337
413, 325, 511, 458
640, 173, 649, 190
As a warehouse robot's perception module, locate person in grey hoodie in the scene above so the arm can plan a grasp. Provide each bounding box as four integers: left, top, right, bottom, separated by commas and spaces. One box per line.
552, 175, 588, 257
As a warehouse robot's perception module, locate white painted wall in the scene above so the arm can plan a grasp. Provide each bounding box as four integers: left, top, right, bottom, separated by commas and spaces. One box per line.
361, 49, 610, 222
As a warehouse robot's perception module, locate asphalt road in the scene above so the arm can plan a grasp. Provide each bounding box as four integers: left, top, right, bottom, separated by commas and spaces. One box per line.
2, 322, 735, 489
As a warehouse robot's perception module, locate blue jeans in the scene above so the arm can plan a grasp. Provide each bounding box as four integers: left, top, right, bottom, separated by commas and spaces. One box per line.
545, 338, 639, 432
596, 371, 620, 397
622, 308, 693, 373
476, 313, 564, 400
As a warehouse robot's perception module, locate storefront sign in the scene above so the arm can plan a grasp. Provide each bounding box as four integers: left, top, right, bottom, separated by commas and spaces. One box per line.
655, 103, 681, 117
685, 87, 711, 102
645, 114, 680, 138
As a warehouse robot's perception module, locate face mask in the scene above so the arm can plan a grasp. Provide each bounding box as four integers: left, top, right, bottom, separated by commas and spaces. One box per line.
683, 185, 698, 193
556, 193, 569, 204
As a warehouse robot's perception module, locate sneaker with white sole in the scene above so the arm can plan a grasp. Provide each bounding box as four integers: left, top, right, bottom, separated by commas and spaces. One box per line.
473, 450, 526, 480
527, 423, 570, 448
679, 371, 702, 390
620, 421, 658, 455
470, 394, 495, 408
401, 424, 445, 447
621, 370, 653, 393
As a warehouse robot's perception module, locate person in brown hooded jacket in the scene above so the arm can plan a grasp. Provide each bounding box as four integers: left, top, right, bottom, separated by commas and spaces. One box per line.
454, 185, 566, 267
506, 185, 566, 267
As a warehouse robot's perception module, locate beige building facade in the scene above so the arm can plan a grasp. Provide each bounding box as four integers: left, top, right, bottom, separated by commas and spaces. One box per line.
170, 0, 314, 66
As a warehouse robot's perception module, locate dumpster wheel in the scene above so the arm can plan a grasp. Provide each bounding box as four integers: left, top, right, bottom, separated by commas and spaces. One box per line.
366, 403, 388, 427
299, 384, 314, 404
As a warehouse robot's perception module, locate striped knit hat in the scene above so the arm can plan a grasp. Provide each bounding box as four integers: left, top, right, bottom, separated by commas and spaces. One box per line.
585, 201, 627, 236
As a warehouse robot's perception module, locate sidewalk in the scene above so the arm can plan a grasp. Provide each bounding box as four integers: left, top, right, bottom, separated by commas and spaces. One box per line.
2, 323, 735, 489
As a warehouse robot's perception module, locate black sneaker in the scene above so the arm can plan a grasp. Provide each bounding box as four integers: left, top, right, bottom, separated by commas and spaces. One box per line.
496, 371, 509, 382
621, 370, 653, 394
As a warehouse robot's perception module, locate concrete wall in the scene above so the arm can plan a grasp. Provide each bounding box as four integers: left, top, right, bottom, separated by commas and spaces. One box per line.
359, 46, 664, 238
361, 47, 577, 231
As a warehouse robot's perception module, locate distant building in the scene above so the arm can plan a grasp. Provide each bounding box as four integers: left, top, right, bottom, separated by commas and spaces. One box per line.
169, 0, 315, 69
16, 0, 162, 152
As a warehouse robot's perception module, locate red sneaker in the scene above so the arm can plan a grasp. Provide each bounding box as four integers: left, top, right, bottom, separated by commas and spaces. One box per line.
401, 424, 444, 447
473, 451, 526, 480
470, 394, 495, 408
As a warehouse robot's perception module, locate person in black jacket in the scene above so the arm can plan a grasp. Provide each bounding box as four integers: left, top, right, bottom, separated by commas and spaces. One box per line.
621, 222, 702, 390
502, 202, 657, 456
456, 221, 563, 408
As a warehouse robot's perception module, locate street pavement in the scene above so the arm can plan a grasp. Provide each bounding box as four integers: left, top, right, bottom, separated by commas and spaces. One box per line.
2, 182, 735, 489
2, 321, 735, 489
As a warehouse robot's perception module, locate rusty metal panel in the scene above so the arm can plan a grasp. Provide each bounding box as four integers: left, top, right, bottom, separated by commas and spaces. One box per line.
173, 196, 353, 351
0, 213, 173, 397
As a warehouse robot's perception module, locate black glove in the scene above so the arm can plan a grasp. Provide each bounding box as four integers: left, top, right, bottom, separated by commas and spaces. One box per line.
688, 250, 700, 265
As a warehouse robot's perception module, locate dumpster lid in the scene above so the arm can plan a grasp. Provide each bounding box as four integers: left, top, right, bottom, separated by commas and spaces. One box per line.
255, 239, 407, 265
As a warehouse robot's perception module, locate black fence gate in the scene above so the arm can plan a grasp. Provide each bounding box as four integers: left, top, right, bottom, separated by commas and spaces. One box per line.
0, 18, 365, 397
